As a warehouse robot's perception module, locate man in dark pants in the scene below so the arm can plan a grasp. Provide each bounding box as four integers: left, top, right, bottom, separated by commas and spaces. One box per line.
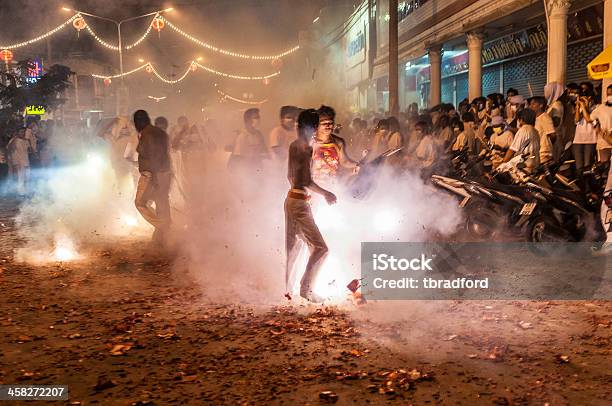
285, 109, 337, 303
133, 110, 172, 246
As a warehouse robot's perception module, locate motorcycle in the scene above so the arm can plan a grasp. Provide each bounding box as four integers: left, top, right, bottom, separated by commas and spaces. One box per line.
431, 153, 538, 239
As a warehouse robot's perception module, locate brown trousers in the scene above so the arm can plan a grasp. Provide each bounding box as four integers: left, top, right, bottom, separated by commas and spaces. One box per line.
135, 171, 171, 232
285, 196, 328, 294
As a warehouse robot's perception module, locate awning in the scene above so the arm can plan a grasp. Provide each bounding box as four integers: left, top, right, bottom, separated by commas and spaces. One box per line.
587, 45, 612, 80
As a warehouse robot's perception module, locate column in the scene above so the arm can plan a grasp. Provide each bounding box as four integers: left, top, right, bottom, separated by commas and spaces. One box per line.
388, 0, 399, 116
545, 0, 571, 85
604, 0, 612, 92
467, 31, 484, 102
428, 46, 442, 107
399, 63, 406, 111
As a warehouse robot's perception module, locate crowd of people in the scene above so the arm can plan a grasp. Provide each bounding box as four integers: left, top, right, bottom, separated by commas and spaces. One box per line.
220, 81, 610, 191
0, 118, 53, 195
1, 79, 610, 268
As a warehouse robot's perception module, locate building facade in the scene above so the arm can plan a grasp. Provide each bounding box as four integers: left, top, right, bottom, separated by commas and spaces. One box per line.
319, 0, 611, 114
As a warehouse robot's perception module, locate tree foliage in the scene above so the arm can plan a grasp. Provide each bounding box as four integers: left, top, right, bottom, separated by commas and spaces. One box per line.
0, 61, 73, 133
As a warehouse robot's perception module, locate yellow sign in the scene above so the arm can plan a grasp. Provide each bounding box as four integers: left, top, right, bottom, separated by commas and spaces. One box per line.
25, 105, 45, 115
588, 45, 612, 80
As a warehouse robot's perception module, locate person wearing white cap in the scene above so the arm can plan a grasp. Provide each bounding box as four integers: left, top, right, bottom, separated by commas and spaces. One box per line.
506, 95, 525, 128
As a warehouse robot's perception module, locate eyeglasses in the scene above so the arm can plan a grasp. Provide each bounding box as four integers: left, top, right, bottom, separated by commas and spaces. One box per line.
320, 121, 334, 127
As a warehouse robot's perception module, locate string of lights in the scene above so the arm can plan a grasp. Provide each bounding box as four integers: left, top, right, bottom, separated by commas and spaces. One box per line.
125, 17, 156, 50
148, 62, 194, 84
83, 24, 119, 51
193, 61, 280, 80
92, 61, 278, 83
91, 62, 150, 79
0, 14, 79, 49
217, 89, 268, 105
160, 17, 299, 60
81, 14, 158, 51
1, 13, 298, 62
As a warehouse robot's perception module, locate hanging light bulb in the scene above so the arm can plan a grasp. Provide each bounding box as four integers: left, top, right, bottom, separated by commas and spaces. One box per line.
72, 16, 87, 38
103, 77, 112, 87
0, 49, 14, 63
151, 16, 165, 38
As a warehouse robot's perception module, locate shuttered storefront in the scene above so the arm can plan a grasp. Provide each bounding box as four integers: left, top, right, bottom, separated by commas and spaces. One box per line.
441, 77, 454, 104
482, 65, 501, 96
456, 73, 468, 103
566, 39, 603, 85
501, 52, 547, 97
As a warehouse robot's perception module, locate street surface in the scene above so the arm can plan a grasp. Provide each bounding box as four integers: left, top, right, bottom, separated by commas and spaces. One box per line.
0, 199, 610, 405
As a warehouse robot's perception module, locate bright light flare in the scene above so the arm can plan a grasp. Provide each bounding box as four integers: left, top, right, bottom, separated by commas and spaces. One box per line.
313, 203, 345, 232
52, 234, 80, 262
373, 207, 401, 233
86, 153, 105, 169
121, 214, 138, 227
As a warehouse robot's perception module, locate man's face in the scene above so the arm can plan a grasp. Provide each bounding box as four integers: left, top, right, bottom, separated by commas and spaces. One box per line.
281, 115, 295, 131
318, 116, 334, 137
431, 111, 440, 124
414, 126, 424, 138
18, 129, 26, 138
375, 126, 389, 137
529, 100, 542, 113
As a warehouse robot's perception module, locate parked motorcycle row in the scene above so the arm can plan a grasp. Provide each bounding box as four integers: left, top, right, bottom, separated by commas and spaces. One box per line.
430, 144, 610, 251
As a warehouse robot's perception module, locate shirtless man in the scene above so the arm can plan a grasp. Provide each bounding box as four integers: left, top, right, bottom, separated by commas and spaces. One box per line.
285, 109, 337, 302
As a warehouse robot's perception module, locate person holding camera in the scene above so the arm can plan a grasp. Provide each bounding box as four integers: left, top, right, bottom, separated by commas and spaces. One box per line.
573, 90, 598, 173
591, 84, 612, 164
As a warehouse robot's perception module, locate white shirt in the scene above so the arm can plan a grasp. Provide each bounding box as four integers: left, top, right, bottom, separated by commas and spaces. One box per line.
415, 135, 437, 168
268, 126, 297, 158
573, 118, 597, 144
8, 137, 30, 167
535, 112, 555, 163
591, 104, 612, 150
510, 124, 540, 169
490, 130, 514, 166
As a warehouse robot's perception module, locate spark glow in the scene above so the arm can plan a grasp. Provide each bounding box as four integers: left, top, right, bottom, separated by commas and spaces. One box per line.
121, 215, 138, 227
52, 234, 79, 262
